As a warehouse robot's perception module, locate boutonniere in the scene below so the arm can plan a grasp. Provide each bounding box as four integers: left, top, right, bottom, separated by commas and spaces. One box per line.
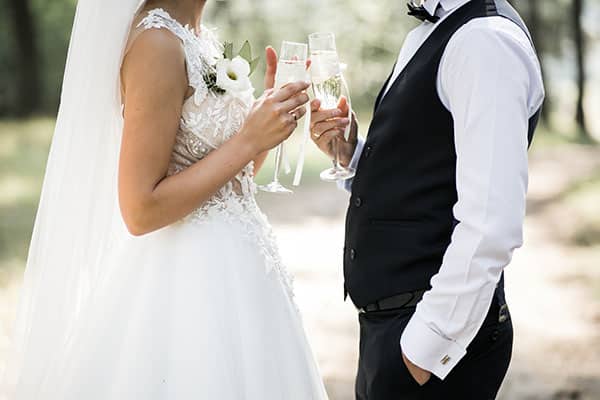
204, 41, 260, 97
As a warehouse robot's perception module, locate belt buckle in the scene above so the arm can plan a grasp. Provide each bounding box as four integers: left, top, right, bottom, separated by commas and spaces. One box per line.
357, 302, 380, 314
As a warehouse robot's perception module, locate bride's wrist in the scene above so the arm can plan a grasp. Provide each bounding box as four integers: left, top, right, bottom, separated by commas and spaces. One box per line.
233, 129, 261, 161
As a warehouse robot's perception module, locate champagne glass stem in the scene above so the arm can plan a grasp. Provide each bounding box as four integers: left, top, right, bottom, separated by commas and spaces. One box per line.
333, 137, 340, 170
273, 144, 283, 183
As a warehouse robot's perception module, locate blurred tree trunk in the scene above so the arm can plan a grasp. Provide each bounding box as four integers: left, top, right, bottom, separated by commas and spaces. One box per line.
525, 0, 552, 125
572, 0, 588, 140
6, 0, 41, 116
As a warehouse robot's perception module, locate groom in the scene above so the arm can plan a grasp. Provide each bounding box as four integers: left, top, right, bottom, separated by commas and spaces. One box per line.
310, 0, 544, 398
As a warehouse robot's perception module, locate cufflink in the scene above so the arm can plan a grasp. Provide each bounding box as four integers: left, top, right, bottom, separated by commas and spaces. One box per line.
441, 355, 451, 365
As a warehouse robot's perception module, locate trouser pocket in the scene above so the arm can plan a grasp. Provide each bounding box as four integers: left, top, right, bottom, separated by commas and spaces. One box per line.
357, 308, 424, 399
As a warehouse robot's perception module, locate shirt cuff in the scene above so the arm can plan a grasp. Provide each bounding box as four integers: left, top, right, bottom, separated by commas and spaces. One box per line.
336, 137, 365, 192
400, 313, 467, 380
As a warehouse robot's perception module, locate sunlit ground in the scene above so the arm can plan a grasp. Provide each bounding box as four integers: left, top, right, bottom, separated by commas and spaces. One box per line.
1, 119, 600, 399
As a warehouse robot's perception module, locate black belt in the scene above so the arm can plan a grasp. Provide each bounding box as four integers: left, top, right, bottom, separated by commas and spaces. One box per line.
357, 276, 505, 315
357, 289, 427, 314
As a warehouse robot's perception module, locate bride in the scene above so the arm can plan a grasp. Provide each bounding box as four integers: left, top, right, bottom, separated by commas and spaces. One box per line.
1, 0, 328, 398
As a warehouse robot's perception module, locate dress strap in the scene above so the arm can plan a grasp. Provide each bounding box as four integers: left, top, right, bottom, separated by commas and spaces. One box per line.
137, 8, 191, 44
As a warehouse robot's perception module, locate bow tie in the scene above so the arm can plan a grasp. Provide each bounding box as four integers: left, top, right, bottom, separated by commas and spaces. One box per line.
407, 1, 441, 23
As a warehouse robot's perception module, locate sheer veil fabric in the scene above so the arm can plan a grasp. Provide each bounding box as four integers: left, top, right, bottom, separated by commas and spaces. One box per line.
1, 0, 145, 396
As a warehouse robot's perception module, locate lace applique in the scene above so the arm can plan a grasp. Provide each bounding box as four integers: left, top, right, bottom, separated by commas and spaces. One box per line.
137, 9, 295, 303
183, 196, 295, 304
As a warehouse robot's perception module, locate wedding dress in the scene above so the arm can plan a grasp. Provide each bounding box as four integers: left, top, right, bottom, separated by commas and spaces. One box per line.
2, 8, 328, 400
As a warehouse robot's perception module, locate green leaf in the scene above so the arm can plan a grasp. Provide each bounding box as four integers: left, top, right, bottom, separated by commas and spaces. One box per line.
223, 42, 234, 59
238, 40, 252, 63
249, 57, 260, 75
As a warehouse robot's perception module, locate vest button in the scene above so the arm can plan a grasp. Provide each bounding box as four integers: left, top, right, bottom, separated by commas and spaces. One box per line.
349, 248, 356, 260
354, 197, 363, 207
364, 146, 372, 158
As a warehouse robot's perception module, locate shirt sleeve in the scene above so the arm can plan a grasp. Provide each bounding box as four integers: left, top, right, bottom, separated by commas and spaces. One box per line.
337, 136, 365, 192
400, 19, 544, 380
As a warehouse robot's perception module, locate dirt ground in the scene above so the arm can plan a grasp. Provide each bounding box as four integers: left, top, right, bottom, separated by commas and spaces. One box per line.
0, 143, 599, 399
259, 143, 600, 400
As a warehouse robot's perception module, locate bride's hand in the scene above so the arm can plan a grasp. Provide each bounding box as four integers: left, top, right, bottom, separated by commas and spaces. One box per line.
264, 46, 278, 90
239, 81, 310, 156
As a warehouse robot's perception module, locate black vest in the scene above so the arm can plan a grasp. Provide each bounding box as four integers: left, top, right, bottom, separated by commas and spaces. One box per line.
344, 0, 542, 307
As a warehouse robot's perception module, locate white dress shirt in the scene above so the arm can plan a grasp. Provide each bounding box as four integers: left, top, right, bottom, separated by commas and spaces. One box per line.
342, 0, 545, 379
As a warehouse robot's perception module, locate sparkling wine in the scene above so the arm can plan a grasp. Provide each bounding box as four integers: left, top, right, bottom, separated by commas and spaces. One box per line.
275, 60, 308, 89
312, 74, 344, 109
310, 50, 341, 82
310, 50, 343, 108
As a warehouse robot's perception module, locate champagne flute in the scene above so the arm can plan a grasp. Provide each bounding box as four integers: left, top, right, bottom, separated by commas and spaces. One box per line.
259, 41, 308, 194
309, 32, 356, 182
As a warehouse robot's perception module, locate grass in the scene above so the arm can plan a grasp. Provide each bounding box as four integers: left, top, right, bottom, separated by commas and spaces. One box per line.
562, 168, 600, 248
0, 118, 54, 277
532, 123, 598, 148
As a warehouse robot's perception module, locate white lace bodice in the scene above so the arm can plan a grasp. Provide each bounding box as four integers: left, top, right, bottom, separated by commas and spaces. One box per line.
138, 9, 256, 210
136, 9, 294, 299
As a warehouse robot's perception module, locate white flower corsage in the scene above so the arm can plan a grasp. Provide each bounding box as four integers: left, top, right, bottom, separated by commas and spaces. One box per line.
204, 41, 259, 98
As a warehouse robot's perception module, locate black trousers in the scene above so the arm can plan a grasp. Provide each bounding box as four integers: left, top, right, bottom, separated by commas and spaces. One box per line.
355, 287, 513, 400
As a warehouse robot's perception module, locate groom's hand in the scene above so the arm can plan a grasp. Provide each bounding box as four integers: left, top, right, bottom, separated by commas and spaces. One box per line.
402, 352, 432, 386
310, 96, 358, 167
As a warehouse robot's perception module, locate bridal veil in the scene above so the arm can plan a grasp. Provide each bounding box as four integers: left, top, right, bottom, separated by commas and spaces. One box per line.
1, 0, 145, 396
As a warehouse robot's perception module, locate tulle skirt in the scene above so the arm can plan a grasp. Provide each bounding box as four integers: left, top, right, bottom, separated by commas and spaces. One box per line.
31, 210, 328, 399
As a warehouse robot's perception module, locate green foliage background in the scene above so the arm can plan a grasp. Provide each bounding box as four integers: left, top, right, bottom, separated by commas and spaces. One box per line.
0, 0, 77, 114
